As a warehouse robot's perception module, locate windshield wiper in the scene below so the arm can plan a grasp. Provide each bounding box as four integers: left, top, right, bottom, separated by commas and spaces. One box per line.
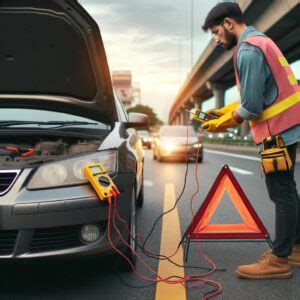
0, 121, 99, 128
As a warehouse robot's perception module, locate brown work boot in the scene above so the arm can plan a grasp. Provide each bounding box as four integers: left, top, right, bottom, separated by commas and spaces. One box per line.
236, 250, 293, 279
288, 244, 300, 267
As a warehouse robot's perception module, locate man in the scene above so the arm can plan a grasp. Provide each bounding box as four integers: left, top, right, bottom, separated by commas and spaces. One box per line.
201, 2, 300, 280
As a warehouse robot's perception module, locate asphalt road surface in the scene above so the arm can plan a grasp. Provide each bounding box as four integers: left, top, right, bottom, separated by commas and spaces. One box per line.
1, 148, 299, 300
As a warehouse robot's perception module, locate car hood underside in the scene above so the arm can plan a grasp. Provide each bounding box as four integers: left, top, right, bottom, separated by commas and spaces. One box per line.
0, 0, 117, 124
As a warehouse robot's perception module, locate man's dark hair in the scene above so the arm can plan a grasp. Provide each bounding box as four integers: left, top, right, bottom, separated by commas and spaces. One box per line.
202, 2, 244, 32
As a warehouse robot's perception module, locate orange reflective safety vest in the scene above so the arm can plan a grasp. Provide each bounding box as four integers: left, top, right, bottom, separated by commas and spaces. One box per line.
233, 35, 300, 145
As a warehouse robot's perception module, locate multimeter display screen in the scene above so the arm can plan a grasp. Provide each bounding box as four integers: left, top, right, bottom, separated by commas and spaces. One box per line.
198, 112, 206, 120
196, 111, 215, 121
89, 166, 101, 173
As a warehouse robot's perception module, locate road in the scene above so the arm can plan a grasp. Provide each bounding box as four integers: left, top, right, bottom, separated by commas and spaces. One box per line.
1, 148, 299, 300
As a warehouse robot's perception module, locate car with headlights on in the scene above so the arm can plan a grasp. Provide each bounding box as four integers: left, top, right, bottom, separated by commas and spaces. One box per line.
152, 125, 203, 162
0, 0, 148, 268
138, 130, 152, 149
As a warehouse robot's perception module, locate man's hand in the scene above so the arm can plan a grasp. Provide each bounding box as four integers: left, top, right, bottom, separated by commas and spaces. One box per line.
201, 111, 242, 132
207, 101, 239, 118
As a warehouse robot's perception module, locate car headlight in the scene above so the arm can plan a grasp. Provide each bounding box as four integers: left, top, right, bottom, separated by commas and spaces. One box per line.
27, 150, 117, 190
162, 140, 176, 151
193, 144, 202, 148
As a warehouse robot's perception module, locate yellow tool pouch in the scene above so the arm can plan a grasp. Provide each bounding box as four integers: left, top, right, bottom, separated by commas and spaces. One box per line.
260, 136, 292, 174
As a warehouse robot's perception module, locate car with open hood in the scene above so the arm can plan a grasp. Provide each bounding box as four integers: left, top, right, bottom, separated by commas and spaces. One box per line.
0, 0, 148, 267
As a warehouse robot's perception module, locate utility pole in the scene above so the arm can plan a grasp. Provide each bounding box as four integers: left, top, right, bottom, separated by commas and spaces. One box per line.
191, 0, 194, 70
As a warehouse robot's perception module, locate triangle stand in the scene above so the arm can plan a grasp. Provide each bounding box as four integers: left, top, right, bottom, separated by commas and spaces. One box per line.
183, 165, 272, 262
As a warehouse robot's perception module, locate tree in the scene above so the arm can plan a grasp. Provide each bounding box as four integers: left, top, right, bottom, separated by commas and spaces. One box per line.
127, 104, 163, 127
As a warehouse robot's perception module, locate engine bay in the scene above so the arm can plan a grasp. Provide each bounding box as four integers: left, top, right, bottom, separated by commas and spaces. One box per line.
0, 135, 102, 167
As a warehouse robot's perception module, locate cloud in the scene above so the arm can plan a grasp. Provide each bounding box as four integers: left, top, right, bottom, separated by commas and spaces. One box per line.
79, 0, 219, 122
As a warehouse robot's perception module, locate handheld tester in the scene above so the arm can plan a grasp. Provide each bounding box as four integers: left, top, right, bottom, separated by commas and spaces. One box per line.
84, 163, 118, 201
189, 108, 218, 123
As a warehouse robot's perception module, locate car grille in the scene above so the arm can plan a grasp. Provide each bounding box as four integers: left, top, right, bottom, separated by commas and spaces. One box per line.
0, 170, 19, 196
0, 230, 18, 255
30, 225, 83, 253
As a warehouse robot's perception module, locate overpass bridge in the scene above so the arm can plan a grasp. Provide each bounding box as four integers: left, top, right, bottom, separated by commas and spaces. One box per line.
169, 0, 300, 135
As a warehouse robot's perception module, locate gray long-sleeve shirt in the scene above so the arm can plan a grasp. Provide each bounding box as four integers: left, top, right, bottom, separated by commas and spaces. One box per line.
235, 26, 300, 147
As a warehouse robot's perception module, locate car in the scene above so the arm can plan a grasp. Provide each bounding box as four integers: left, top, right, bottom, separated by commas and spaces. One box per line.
0, 0, 148, 267
152, 125, 203, 162
138, 130, 152, 149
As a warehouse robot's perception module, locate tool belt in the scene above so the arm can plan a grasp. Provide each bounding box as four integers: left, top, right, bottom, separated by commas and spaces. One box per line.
260, 136, 292, 174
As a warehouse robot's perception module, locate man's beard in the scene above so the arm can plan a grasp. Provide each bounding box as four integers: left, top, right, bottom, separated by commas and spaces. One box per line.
223, 27, 237, 50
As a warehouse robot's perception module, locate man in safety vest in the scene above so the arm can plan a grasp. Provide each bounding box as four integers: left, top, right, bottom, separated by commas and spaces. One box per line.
201, 2, 300, 280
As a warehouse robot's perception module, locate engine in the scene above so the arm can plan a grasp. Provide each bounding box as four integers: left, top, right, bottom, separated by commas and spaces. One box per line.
0, 136, 102, 167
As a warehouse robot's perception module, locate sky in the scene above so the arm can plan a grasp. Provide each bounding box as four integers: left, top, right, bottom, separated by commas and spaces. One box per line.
79, 0, 300, 123
79, 0, 219, 122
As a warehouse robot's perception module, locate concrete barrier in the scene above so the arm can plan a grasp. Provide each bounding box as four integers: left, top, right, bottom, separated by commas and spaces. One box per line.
203, 143, 300, 163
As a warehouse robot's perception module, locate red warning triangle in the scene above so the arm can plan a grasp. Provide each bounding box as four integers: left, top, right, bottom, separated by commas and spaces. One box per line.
187, 165, 269, 240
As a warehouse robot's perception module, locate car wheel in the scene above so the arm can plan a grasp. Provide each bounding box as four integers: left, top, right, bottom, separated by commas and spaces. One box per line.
153, 147, 157, 160
136, 173, 144, 208
117, 190, 137, 272
198, 155, 203, 163
157, 150, 164, 162
158, 155, 164, 162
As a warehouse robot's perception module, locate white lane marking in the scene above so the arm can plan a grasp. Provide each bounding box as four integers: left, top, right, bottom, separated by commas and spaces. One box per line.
229, 166, 254, 175
204, 149, 260, 161
144, 180, 153, 187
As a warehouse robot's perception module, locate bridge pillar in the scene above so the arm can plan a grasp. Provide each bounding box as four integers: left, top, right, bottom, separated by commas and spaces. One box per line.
206, 82, 226, 109
179, 110, 185, 125
183, 108, 190, 125
240, 121, 250, 138
175, 114, 180, 125
212, 84, 225, 109
190, 96, 202, 110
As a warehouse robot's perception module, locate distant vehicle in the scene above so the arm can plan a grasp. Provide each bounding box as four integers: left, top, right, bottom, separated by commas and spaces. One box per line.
152, 125, 203, 162
138, 130, 152, 149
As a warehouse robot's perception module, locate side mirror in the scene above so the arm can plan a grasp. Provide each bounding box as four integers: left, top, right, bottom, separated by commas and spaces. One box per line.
125, 112, 149, 129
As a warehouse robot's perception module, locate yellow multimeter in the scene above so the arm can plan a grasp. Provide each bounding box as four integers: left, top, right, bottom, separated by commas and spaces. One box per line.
188, 108, 218, 123
84, 163, 117, 201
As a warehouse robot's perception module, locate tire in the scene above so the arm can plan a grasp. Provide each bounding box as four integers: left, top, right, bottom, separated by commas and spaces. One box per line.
153, 147, 157, 160
157, 150, 164, 162
198, 155, 203, 163
117, 190, 137, 272
136, 172, 144, 208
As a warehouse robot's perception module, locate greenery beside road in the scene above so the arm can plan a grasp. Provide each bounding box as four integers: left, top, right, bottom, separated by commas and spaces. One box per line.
201, 137, 255, 147
127, 104, 163, 127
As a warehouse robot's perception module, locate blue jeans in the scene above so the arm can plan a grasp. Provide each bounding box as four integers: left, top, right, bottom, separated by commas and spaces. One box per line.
265, 143, 300, 257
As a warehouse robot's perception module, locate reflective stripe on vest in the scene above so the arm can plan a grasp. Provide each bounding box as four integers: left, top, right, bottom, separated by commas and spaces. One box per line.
233, 35, 300, 144
249, 91, 300, 126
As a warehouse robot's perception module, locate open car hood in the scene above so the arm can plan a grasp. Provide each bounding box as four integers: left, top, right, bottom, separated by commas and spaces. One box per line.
0, 0, 117, 124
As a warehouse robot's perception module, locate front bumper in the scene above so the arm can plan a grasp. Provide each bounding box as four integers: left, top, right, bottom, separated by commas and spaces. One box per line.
0, 170, 134, 260
159, 145, 203, 158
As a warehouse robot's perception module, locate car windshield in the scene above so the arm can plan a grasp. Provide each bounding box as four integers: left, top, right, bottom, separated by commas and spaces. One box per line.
138, 131, 150, 138
0, 108, 107, 129
160, 126, 197, 137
